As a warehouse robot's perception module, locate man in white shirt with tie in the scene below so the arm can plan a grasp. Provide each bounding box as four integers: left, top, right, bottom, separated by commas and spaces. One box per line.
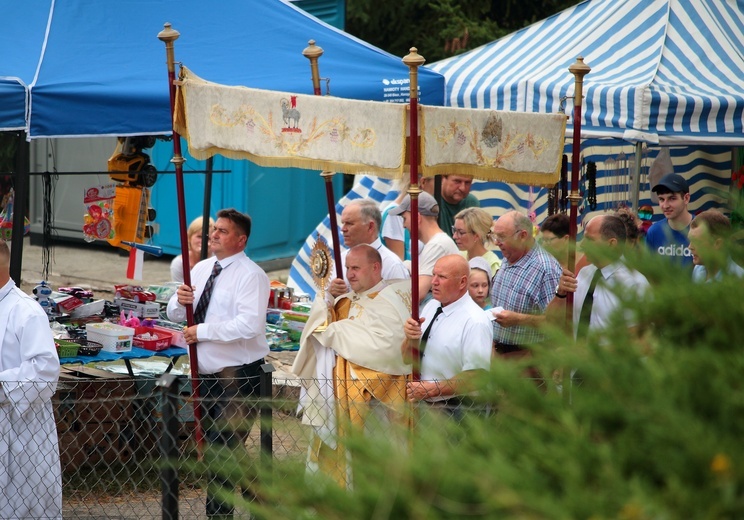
329, 199, 409, 298
402, 254, 492, 405
167, 208, 269, 519
555, 214, 650, 340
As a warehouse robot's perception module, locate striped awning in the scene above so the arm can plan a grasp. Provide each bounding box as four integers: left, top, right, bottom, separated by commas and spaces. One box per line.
429, 0, 744, 146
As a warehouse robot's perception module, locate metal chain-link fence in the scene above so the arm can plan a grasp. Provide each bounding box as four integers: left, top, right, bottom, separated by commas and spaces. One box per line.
40, 366, 530, 519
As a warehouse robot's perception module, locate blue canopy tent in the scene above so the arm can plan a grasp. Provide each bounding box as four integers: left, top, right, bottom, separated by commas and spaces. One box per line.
0, 0, 445, 282
429, 0, 744, 223
2, 0, 443, 138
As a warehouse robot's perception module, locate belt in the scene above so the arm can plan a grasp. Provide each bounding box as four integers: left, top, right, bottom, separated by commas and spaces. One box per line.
493, 341, 524, 354
200, 358, 265, 378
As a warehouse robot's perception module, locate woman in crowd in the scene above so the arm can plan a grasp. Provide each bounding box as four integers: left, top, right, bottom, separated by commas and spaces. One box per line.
170, 216, 214, 283
452, 207, 500, 276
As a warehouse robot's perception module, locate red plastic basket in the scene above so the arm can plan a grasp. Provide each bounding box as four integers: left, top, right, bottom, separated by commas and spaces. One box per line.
132, 326, 173, 351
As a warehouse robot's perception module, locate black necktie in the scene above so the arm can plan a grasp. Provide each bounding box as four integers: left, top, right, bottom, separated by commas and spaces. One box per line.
193, 262, 222, 324
577, 268, 602, 340
420, 306, 443, 355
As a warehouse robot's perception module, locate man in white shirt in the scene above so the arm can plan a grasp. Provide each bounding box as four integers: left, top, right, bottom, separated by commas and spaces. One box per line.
555, 214, 650, 339
167, 208, 269, 519
329, 199, 409, 298
0, 240, 61, 520
688, 209, 744, 283
402, 254, 492, 407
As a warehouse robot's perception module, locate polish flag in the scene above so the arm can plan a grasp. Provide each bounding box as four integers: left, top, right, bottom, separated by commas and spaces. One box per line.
126, 247, 144, 280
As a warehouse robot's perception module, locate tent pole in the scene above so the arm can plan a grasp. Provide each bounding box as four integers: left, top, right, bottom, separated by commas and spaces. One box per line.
632, 142, 642, 211
403, 48, 425, 381
303, 41, 343, 279
9, 132, 29, 286
158, 23, 205, 453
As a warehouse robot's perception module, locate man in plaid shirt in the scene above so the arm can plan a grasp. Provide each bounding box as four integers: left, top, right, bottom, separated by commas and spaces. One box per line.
490, 210, 562, 357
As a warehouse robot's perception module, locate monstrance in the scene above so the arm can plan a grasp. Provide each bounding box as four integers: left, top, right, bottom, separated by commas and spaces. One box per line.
310, 235, 333, 331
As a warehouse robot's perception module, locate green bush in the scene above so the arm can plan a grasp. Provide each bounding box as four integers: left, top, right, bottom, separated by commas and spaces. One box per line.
244, 253, 744, 519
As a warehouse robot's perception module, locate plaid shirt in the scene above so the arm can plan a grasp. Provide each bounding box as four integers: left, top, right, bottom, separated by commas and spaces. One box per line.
490, 244, 562, 346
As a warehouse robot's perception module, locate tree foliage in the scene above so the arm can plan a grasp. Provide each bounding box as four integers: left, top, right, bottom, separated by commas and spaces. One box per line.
346, 0, 580, 63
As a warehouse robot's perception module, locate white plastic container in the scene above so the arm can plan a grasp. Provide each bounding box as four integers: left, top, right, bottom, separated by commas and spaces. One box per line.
85, 322, 135, 353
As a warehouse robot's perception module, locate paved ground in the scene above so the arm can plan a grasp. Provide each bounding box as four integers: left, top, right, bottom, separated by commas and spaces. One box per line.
16, 236, 291, 296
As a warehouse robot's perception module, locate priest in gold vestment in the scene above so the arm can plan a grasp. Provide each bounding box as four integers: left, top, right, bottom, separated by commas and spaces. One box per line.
292, 244, 412, 486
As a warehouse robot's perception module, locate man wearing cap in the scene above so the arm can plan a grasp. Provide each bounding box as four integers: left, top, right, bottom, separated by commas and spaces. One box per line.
645, 173, 693, 266
388, 191, 459, 306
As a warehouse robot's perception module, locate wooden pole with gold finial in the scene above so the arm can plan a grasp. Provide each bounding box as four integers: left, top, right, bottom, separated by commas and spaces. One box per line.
157, 23, 205, 452
403, 47, 425, 380
566, 56, 591, 316
303, 40, 343, 280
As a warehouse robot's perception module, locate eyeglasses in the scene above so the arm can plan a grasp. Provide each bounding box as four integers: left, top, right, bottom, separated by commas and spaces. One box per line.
451, 226, 471, 237
538, 236, 560, 244
492, 230, 522, 243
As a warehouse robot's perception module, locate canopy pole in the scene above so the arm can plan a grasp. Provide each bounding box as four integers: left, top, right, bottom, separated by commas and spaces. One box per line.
9, 132, 29, 286
303, 40, 343, 279
566, 57, 590, 321
403, 48, 425, 380
632, 142, 642, 211
158, 23, 205, 452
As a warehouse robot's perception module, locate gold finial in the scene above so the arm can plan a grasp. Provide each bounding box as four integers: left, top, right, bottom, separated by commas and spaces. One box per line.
157, 22, 180, 43
568, 56, 591, 78
403, 47, 426, 68
302, 39, 324, 60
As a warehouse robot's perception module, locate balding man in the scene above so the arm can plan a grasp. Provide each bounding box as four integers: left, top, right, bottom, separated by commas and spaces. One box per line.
293, 245, 411, 484
329, 199, 409, 298
490, 210, 562, 356
556, 214, 650, 339
403, 254, 492, 406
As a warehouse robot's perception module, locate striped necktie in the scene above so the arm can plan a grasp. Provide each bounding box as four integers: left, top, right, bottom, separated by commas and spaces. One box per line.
193, 262, 222, 324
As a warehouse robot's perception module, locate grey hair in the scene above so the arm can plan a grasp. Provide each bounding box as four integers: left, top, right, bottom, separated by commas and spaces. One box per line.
347, 199, 382, 231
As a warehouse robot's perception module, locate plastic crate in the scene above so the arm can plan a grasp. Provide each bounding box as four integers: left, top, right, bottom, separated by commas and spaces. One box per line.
85, 322, 134, 353
55, 339, 80, 358
132, 326, 173, 351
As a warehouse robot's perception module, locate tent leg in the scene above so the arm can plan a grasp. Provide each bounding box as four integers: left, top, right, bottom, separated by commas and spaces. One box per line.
10, 132, 29, 287
201, 157, 213, 260
632, 142, 642, 211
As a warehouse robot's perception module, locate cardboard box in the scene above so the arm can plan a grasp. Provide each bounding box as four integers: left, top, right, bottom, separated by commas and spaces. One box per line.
57, 366, 136, 425
114, 298, 161, 318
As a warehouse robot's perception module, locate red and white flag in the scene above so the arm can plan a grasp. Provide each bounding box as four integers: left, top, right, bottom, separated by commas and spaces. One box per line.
126, 248, 144, 280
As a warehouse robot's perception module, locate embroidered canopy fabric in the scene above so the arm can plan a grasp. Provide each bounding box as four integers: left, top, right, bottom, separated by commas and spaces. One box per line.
175, 67, 407, 178
421, 106, 567, 186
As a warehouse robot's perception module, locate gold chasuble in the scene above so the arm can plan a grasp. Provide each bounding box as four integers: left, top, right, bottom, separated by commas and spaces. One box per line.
292, 279, 412, 487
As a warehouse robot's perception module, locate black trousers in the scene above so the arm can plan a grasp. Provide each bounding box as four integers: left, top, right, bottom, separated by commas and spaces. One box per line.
200, 359, 264, 519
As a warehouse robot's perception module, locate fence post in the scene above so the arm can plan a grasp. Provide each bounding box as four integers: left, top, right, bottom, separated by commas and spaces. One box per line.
259, 364, 275, 464
157, 373, 182, 520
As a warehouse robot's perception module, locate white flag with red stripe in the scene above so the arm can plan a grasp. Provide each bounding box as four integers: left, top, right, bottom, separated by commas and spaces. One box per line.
126, 248, 144, 280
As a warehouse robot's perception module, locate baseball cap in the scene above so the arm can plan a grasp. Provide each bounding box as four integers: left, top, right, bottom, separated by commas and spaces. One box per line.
652, 173, 689, 194
388, 192, 439, 217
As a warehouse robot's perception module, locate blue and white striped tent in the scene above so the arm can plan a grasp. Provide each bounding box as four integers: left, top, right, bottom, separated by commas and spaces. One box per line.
430, 0, 744, 146
289, 0, 744, 295
425, 0, 742, 229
